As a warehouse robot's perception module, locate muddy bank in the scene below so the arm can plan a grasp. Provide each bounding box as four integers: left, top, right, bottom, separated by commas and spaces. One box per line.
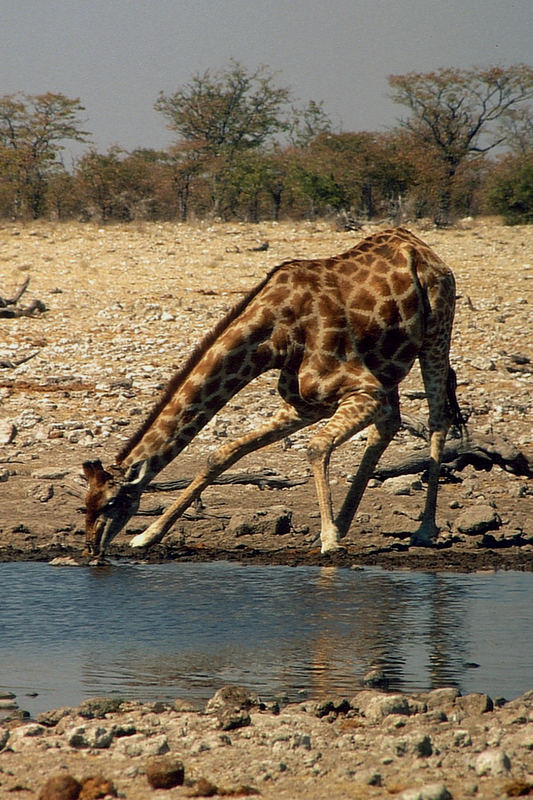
1, 538, 532, 573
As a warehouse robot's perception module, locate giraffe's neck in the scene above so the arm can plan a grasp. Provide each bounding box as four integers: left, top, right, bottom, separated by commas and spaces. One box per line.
118, 306, 277, 480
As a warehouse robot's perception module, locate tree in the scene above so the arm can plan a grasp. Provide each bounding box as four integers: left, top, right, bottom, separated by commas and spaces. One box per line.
155, 61, 293, 215
486, 151, 533, 224
288, 100, 332, 148
155, 61, 291, 159
0, 92, 89, 217
499, 106, 533, 155
294, 131, 412, 218
389, 65, 533, 224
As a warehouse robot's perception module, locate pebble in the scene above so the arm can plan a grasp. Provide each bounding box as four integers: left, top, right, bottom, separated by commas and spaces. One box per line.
0, 420, 16, 444
8, 679, 527, 799
38, 773, 81, 800
381, 475, 422, 495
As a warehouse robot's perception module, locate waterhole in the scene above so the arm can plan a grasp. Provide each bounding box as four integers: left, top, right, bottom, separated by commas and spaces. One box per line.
1, 561, 531, 717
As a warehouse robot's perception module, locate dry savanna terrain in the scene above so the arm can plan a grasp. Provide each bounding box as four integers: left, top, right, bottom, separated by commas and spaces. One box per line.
0, 217, 531, 568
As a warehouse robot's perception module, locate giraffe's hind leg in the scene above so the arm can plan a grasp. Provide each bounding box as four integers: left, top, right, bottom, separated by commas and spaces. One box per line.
410, 346, 453, 546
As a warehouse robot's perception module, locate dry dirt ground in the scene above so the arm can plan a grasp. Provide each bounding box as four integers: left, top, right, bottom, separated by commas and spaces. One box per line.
0, 217, 531, 570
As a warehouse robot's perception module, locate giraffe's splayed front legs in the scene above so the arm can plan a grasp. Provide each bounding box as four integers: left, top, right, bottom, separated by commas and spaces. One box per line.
130, 404, 315, 551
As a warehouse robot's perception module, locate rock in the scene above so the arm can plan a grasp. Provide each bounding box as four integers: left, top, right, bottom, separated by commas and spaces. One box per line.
422, 687, 460, 710
31, 467, 70, 480
353, 768, 382, 786
0, 698, 19, 710
37, 707, 73, 727
79, 774, 117, 799
353, 692, 411, 722
66, 725, 114, 749
115, 732, 169, 757
205, 686, 258, 731
226, 506, 292, 537
452, 729, 472, 747
455, 504, 501, 535
474, 748, 511, 775
456, 692, 493, 715
0, 726, 9, 751
382, 475, 422, 495
313, 697, 350, 718
173, 698, 198, 712
402, 733, 433, 758
186, 777, 218, 797
362, 668, 389, 689
77, 697, 123, 718
38, 773, 81, 800
470, 356, 496, 371
49, 556, 82, 567
217, 708, 252, 731
8, 723, 46, 750
30, 483, 54, 503
398, 782, 451, 800
206, 685, 259, 712
13, 722, 45, 737
145, 756, 185, 789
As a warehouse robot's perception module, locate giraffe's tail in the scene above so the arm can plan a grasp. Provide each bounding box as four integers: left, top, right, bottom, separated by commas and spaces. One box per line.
446, 366, 467, 436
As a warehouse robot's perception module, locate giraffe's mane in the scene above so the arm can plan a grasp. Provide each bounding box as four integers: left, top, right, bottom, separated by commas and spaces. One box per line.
115, 261, 287, 465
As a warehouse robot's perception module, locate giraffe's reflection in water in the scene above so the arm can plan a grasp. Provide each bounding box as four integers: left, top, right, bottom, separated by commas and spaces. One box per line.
2, 561, 531, 718
81, 564, 472, 700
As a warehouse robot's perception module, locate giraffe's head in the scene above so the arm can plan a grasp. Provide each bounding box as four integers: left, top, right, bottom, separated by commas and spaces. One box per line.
82, 459, 146, 559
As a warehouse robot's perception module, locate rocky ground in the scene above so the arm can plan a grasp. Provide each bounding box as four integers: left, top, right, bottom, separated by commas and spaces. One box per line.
0, 218, 532, 798
1, 684, 532, 799
0, 217, 531, 568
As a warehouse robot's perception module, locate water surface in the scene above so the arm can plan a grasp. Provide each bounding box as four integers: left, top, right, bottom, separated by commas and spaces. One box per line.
1, 561, 531, 717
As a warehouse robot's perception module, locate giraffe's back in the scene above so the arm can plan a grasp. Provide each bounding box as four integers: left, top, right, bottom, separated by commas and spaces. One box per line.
255, 228, 456, 399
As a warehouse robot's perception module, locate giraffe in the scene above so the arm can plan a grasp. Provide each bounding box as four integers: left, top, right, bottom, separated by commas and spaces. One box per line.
83, 227, 463, 561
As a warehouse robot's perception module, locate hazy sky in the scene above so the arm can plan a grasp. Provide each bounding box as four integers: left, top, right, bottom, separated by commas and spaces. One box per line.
2, 0, 531, 161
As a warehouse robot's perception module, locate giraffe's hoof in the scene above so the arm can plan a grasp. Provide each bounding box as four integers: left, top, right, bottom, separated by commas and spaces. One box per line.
409, 532, 437, 547
130, 532, 151, 548
320, 542, 347, 555
88, 557, 111, 567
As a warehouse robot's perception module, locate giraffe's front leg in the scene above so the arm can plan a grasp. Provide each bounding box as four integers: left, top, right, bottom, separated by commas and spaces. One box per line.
130, 470, 208, 549
307, 390, 381, 554
131, 404, 311, 551
129, 517, 175, 549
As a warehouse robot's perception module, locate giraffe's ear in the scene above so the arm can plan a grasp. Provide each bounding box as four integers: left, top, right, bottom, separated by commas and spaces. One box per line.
82, 459, 111, 484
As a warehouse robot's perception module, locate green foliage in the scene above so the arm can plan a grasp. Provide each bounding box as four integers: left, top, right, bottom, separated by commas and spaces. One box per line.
487, 152, 533, 224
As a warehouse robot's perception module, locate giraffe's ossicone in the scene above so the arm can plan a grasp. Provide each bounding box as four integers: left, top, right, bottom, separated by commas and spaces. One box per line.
83, 228, 464, 561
